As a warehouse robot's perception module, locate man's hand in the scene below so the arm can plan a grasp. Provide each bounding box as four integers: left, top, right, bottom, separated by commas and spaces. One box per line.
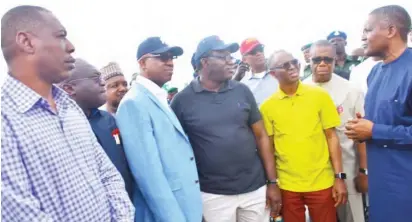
354, 174, 368, 193
266, 184, 282, 217
332, 179, 348, 207
232, 62, 249, 81
345, 118, 374, 141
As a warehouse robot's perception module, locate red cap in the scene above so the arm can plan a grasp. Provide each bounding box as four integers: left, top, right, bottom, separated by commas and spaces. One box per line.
240, 38, 262, 55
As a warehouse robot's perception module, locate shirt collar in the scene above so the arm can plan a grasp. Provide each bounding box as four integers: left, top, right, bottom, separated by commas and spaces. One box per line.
3, 75, 70, 113
244, 70, 269, 80
275, 81, 306, 99
88, 108, 102, 119
136, 75, 167, 96
306, 73, 340, 87
191, 76, 234, 93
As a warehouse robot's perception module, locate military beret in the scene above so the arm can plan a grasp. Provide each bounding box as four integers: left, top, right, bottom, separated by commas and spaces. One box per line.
327, 31, 347, 40
301, 43, 312, 51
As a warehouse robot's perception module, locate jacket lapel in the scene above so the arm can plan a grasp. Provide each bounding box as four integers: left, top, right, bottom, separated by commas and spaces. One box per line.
136, 84, 188, 141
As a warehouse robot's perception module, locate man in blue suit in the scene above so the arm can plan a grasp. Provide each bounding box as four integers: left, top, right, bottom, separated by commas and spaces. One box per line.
116, 37, 203, 222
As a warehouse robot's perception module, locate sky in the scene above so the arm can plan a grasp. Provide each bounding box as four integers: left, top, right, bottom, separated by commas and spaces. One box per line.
1, 0, 411, 88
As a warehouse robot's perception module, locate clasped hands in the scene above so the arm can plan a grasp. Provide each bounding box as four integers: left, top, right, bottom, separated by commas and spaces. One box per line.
344, 113, 373, 142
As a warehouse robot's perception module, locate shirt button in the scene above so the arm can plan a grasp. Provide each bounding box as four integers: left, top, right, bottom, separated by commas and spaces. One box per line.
383, 145, 388, 148
190, 157, 194, 161
394, 100, 398, 102
195, 180, 199, 184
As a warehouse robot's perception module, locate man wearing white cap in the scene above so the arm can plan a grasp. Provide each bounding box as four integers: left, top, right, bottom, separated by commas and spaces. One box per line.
100, 62, 128, 115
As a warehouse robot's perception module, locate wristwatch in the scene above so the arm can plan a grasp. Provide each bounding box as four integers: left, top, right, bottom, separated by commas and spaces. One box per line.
359, 168, 368, 175
335, 173, 347, 180
267, 179, 279, 185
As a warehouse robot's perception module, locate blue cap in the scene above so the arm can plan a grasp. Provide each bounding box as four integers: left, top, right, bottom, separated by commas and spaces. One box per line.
327, 31, 347, 40
194, 35, 239, 65
191, 53, 196, 71
137, 37, 183, 60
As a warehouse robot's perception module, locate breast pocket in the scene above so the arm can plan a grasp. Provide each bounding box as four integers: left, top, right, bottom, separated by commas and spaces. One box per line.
169, 178, 182, 192
235, 102, 251, 123
378, 99, 404, 123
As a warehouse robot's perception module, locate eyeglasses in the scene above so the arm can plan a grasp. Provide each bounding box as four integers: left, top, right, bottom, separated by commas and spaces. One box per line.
205, 54, 236, 63
68, 75, 103, 83
145, 53, 177, 62
246, 45, 264, 55
269, 59, 299, 70
311, 56, 334, 64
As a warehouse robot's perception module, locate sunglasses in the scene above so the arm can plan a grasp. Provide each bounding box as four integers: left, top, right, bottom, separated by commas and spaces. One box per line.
205, 54, 236, 63
247, 45, 264, 55
68, 74, 103, 83
146, 53, 177, 62
311, 56, 334, 64
270, 59, 299, 70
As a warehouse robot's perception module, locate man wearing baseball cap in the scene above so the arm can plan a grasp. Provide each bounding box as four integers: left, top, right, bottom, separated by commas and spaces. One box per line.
238, 38, 278, 106
100, 62, 128, 115
327, 31, 360, 80
171, 35, 280, 222
116, 37, 202, 222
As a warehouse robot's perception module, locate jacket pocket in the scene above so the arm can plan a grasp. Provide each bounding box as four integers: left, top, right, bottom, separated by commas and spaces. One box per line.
169, 179, 182, 192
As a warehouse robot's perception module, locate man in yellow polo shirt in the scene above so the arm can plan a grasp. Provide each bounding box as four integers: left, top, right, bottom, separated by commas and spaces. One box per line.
260, 50, 348, 222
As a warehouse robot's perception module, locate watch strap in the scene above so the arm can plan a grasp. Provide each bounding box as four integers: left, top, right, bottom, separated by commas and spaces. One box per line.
334, 173, 347, 179
359, 168, 368, 175
267, 179, 278, 185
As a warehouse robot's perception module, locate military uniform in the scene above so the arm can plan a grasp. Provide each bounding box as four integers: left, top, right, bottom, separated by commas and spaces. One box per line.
334, 56, 360, 80
327, 31, 361, 80
300, 43, 312, 80
302, 65, 312, 80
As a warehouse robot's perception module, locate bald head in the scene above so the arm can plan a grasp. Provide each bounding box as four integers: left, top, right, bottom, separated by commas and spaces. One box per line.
1, 5, 51, 62
370, 5, 411, 42
267, 49, 290, 69
60, 59, 99, 84
59, 59, 105, 110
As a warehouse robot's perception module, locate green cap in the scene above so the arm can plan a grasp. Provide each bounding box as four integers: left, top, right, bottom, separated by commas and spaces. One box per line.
301, 43, 312, 51
162, 83, 178, 93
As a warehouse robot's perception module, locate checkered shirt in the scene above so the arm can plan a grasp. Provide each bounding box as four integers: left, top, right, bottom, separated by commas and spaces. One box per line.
1, 75, 134, 222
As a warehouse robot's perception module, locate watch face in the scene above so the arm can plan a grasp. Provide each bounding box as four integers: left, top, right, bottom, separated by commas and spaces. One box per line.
335, 173, 347, 179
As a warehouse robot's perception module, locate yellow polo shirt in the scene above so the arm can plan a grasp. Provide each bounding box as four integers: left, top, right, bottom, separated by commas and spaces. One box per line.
260, 83, 341, 192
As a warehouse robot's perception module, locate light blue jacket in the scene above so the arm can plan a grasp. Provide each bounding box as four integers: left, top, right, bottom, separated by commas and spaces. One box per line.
116, 83, 203, 222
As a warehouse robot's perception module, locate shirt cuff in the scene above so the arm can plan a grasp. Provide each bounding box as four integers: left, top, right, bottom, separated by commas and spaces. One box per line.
372, 123, 390, 140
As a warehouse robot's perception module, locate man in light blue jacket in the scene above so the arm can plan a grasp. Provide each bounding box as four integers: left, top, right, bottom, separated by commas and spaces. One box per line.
116, 37, 203, 222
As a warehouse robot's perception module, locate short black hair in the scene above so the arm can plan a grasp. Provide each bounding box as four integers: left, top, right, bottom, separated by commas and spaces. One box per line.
310, 40, 337, 56
370, 5, 411, 42
1, 5, 50, 62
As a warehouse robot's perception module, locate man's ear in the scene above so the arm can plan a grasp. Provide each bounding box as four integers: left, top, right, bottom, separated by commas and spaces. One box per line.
16, 31, 35, 55
200, 58, 207, 69
387, 24, 398, 39
61, 83, 75, 96
138, 59, 146, 71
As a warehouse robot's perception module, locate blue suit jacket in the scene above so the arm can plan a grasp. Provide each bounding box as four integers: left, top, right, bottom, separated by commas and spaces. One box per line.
116, 83, 203, 222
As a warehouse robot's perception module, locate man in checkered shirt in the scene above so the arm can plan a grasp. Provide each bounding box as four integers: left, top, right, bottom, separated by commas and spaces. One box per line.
1, 5, 134, 221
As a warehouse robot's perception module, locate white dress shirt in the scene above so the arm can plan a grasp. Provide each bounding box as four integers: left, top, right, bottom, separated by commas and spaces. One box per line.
304, 74, 365, 182
136, 75, 170, 110
349, 58, 380, 94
